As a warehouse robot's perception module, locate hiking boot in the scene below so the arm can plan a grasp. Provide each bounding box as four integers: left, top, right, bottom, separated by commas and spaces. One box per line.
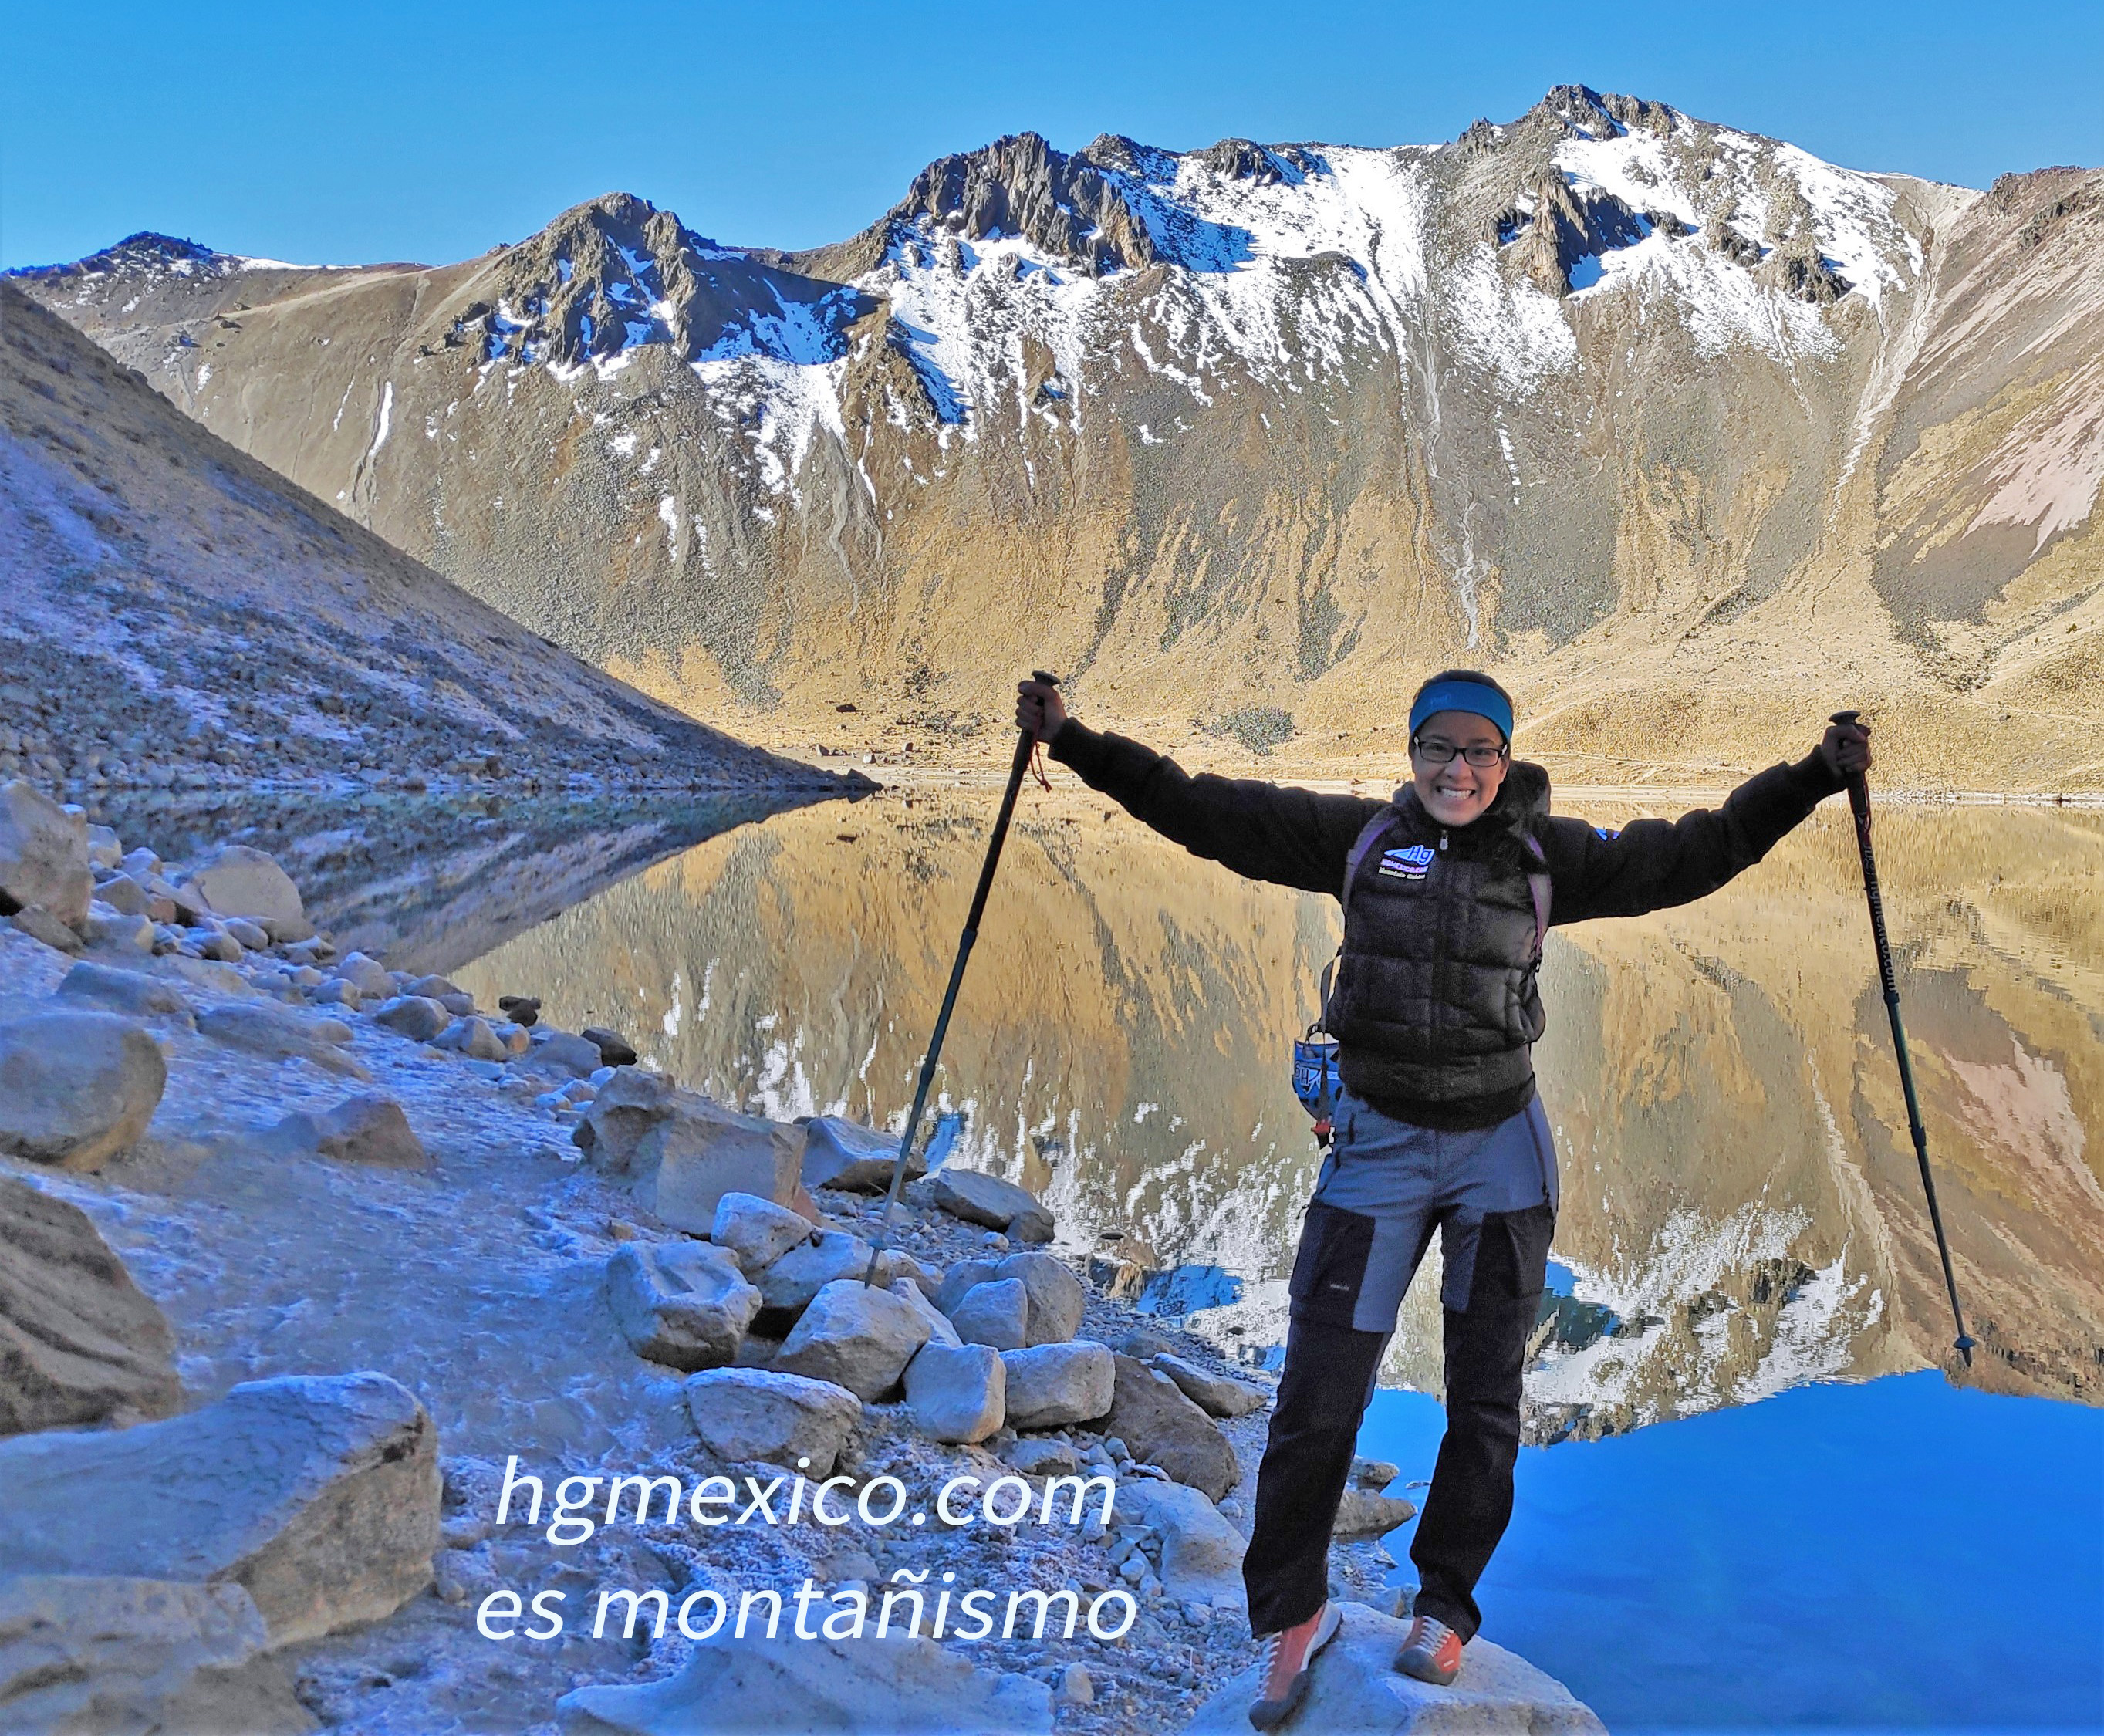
1393, 1612, 1463, 1685
1248, 1600, 1342, 1731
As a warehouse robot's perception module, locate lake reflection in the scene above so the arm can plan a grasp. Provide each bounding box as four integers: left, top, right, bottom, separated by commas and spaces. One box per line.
452, 786, 2104, 1437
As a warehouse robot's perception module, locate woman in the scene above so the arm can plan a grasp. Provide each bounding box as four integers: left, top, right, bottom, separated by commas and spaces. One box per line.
1015, 670, 1869, 1729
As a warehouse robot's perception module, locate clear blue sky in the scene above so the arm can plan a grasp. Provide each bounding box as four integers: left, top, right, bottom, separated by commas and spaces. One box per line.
5, 0, 2100, 269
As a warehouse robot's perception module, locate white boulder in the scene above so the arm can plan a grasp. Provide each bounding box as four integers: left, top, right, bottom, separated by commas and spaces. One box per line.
995, 1251, 1086, 1345
1177, 1602, 1606, 1734
0, 1371, 441, 1647
606, 1241, 762, 1370
0, 1172, 180, 1434
684, 1368, 861, 1476
710, 1191, 812, 1276
0, 1009, 166, 1170
180, 845, 304, 929
951, 1277, 1029, 1351
772, 1278, 930, 1400
0, 780, 91, 928
999, 1342, 1115, 1430
0, 1575, 307, 1736
903, 1341, 1005, 1444
1152, 1352, 1271, 1418
799, 1114, 920, 1193
930, 1167, 1055, 1242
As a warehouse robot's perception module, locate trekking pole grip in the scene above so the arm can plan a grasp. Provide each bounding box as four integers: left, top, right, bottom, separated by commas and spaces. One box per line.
1830, 709, 1871, 823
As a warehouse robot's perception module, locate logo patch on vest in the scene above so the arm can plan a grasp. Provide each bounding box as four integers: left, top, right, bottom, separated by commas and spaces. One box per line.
1377, 845, 1436, 880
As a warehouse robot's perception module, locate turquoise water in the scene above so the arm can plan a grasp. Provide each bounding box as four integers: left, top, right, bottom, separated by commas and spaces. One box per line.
1357, 1370, 2104, 1731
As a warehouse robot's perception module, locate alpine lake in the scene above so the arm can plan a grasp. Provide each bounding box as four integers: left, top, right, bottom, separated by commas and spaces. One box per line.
93, 772, 2104, 1734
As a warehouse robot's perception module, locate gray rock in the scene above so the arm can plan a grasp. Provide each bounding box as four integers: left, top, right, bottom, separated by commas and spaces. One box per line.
637, 1106, 804, 1234
333, 951, 394, 1000
0, 1371, 441, 1647
1104, 1356, 1240, 1503
582, 1025, 637, 1066
84, 906, 157, 951
606, 1241, 761, 1371
571, 1068, 678, 1170
886, 1277, 960, 1347
403, 974, 461, 1001
995, 1251, 1086, 1346
684, 1367, 862, 1476
951, 1277, 1030, 1351
94, 871, 151, 916
434, 1016, 507, 1062
1333, 1486, 1417, 1542
1153, 1353, 1271, 1418
0, 1009, 166, 1170
709, 1190, 812, 1276
0, 780, 92, 927
1116, 1481, 1247, 1610
85, 823, 123, 869
1000, 1436, 1079, 1478
181, 845, 304, 928
0, 1172, 181, 1434
1177, 1601, 1606, 1734
518, 1029, 606, 1079
221, 917, 272, 951
1351, 1455, 1401, 1491
755, 1231, 875, 1314
118, 846, 162, 881
308, 978, 360, 1010
558, 1621, 1052, 1734
801, 1115, 919, 1193
772, 1278, 930, 1400
373, 995, 450, 1043
270, 1094, 428, 1168
908, 1341, 1010, 1446
1058, 1662, 1096, 1707
934, 1258, 1001, 1316
930, 1167, 1055, 1241
199, 1004, 368, 1080
0, 1575, 308, 1736
11, 905, 81, 953
999, 1342, 1115, 1430
56, 961, 194, 1025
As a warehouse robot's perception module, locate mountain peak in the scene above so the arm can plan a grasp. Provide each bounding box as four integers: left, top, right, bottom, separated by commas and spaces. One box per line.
889, 131, 1160, 273
1525, 83, 1680, 141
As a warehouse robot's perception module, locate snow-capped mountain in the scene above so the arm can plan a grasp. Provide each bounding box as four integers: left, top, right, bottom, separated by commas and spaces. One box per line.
16, 86, 2102, 785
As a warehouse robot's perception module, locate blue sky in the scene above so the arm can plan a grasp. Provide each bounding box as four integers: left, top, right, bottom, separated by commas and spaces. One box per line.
5, 0, 2100, 269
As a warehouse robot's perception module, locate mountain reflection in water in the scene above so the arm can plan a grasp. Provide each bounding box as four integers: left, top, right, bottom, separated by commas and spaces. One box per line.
451, 786, 2104, 1438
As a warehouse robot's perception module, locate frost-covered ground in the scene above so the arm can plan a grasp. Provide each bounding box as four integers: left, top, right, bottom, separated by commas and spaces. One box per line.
0, 883, 1421, 1734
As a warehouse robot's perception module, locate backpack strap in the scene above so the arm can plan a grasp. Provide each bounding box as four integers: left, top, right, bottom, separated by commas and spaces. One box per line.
1524, 829, 1552, 962
1314, 808, 1399, 1034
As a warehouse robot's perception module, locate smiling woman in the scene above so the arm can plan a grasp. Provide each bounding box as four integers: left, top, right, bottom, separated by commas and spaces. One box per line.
1015, 668, 1873, 1718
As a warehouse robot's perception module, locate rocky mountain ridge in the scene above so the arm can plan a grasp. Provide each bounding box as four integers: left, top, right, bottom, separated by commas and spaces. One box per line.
15, 86, 2103, 789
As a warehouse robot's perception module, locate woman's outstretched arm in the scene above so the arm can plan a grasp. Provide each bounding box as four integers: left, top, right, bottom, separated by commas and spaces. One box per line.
1018, 677, 1383, 898
1542, 718, 1870, 923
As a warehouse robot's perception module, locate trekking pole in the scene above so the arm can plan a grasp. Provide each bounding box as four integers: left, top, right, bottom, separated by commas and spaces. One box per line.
1830, 710, 1976, 1368
862, 672, 1059, 1285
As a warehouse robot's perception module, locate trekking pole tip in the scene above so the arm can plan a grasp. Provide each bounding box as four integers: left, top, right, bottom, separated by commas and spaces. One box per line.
1955, 1334, 1976, 1368
1830, 708, 1861, 727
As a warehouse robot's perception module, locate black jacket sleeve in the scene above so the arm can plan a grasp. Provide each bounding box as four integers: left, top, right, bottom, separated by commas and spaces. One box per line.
1541, 751, 1846, 924
1048, 719, 1387, 898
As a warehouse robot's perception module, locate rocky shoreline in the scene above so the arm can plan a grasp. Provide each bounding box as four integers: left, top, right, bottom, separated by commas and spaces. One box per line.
0, 778, 1600, 1734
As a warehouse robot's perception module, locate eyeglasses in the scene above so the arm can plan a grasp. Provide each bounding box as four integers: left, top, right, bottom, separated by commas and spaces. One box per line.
1410, 736, 1508, 768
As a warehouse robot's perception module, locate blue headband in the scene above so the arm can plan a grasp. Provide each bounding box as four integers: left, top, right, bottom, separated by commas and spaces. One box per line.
1409, 679, 1514, 743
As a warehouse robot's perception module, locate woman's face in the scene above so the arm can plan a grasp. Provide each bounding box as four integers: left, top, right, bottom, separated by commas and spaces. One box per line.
1410, 709, 1509, 826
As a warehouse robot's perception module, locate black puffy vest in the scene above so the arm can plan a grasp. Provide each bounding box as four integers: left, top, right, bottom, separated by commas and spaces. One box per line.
1329, 764, 1551, 1124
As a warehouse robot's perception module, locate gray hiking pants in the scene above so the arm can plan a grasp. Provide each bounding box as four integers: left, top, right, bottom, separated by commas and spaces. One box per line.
1244, 1089, 1558, 1640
